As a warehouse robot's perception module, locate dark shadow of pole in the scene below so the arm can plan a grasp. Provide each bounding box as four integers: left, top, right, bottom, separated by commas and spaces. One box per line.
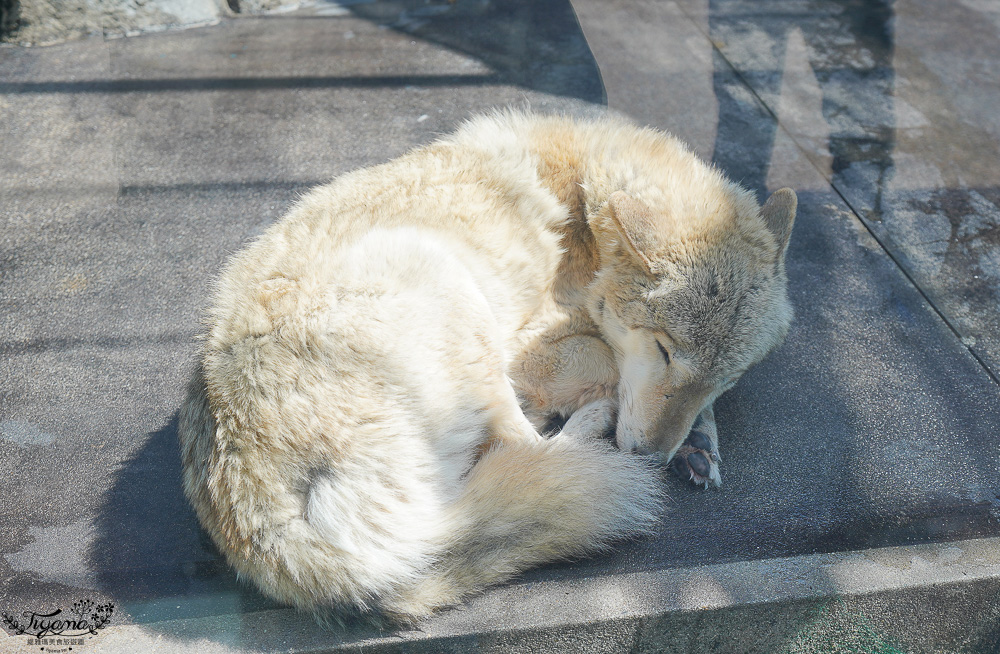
0, 0, 19, 40
709, 0, 896, 207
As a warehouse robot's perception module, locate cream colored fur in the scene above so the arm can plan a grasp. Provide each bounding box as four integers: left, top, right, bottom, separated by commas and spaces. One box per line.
178, 111, 795, 621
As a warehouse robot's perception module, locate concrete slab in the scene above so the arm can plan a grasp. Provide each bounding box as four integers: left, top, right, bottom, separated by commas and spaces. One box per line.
69, 537, 1000, 653
2, 0, 1000, 651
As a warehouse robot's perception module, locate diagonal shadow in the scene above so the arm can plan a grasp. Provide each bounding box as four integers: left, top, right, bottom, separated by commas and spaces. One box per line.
343, 0, 605, 104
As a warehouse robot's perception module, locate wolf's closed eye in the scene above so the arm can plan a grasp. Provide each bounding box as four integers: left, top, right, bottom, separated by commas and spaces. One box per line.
656, 341, 671, 365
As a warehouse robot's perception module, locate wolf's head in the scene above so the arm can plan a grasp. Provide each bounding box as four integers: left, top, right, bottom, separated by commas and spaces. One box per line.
588, 185, 796, 460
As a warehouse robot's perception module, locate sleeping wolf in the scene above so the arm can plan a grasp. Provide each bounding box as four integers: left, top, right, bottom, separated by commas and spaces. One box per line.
178, 112, 796, 621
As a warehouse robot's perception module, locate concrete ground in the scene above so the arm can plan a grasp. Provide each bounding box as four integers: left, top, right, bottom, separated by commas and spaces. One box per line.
2, 0, 1000, 652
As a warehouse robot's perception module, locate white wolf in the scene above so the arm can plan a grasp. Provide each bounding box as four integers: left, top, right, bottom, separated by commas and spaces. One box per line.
178, 111, 796, 621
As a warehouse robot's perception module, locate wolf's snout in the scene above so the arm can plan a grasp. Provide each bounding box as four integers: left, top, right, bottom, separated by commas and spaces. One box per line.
650, 390, 710, 456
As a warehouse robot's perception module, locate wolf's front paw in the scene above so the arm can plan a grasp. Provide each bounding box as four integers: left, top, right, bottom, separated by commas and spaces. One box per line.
557, 397, 617, 442
671, 428, 721, 489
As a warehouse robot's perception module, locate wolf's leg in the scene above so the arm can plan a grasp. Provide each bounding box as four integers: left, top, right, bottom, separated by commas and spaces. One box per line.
488, 385, 546, 448
556, 397, 617, 442
670, 405, 722, 488
513, 333, 619, 431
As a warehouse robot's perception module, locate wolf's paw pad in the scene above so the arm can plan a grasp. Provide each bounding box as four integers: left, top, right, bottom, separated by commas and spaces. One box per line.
671, 429, 721, 489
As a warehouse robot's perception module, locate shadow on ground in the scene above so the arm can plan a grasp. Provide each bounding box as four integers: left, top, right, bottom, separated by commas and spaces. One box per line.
89, 415, 283, 627
343, 0, 605, 104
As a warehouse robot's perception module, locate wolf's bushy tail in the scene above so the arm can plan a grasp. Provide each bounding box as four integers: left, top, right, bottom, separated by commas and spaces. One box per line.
181, 370, 662, 622
384, 434, 664, 618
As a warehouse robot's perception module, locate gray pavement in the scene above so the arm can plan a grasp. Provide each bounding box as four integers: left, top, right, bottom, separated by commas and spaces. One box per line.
2, 0, 1000, 652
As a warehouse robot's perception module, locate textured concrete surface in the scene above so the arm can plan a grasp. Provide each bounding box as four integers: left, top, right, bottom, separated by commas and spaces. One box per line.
77, 537, 1000, 653
6, 538, 1000, 652
2, 0, 1000, 652
1, 0, 226, 46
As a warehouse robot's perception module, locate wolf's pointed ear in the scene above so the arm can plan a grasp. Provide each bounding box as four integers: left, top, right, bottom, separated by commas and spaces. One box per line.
608, 191, 658, 273
761, 188, 797, 256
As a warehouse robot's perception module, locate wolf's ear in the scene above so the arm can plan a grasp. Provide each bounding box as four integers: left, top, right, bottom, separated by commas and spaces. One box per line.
608, 191, 658, 273
761, 188, 797, 256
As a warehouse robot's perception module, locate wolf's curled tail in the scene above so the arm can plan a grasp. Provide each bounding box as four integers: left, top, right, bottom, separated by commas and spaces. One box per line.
179, 369, 661, 621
